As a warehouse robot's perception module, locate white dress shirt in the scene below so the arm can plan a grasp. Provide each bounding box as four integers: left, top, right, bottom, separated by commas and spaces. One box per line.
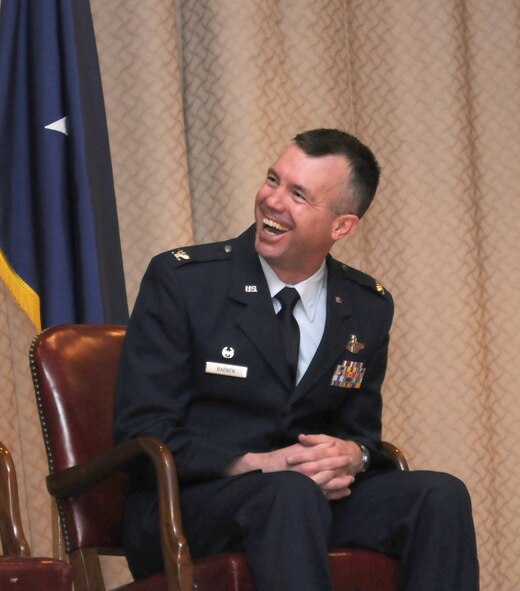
259, 256, 328, 384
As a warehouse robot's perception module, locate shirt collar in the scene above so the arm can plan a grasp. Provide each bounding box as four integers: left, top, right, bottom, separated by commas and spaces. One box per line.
258, 256, 327, 322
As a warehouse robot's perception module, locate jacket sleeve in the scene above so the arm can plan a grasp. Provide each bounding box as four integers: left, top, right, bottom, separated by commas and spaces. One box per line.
113, 255, 243, 484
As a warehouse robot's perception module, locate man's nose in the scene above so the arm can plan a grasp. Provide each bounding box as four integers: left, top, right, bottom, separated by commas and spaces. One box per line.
264, 186, 286, 209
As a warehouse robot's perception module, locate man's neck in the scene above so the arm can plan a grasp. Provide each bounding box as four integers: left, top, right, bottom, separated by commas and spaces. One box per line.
263, 261, 325, 286
258, 256, 327, 288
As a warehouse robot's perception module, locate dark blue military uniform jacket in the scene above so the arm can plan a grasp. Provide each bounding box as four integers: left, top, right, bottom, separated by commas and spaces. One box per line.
114, 225, 395, 485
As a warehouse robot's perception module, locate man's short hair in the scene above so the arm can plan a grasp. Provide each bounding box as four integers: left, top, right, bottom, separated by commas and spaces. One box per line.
293, 128, 380, 218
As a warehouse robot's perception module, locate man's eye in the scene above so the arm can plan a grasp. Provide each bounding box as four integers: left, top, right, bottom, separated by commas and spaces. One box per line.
267, 175, 278, 186
293, 191, 306, 201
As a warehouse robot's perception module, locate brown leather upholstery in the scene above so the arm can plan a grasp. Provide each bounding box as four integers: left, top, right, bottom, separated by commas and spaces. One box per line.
0, 442, 73, 591
0, 557, 73, 591
30, 324, 405, 591
194, 550, 399, 591
31, 325, 128, 552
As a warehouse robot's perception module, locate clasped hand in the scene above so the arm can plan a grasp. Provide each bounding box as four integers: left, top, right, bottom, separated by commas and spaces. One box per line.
265, 434, 361, 500
226, 434, 363, 499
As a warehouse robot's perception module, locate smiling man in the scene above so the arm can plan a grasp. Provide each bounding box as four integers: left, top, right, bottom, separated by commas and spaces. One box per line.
254, 141, 359, 284
114, 129, 479, 591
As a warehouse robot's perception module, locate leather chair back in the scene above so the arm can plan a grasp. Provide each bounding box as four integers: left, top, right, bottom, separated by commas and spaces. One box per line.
30, 324, 127, 553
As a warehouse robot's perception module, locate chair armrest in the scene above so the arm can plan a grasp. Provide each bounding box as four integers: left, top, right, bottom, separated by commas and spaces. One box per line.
46, 437, 193, 591
0, 442, 31, 557
381, 441, 409, 471
47, 437, 169, 497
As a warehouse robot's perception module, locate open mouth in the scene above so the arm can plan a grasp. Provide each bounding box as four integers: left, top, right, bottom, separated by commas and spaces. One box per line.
263, 217, 290, 236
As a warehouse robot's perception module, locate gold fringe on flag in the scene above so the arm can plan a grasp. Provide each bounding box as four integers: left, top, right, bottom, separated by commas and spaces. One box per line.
0, 248, 41, 332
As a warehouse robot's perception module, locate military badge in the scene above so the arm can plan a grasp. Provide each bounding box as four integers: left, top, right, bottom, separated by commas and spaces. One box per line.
330, 360, 366, 389
172, 249, 190, 261
222, 346, 235, 359
346, 335, 365, 354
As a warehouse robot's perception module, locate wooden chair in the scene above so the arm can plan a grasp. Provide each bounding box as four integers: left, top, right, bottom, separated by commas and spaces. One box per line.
30, 324, 408, 591
0, 441, 73, 591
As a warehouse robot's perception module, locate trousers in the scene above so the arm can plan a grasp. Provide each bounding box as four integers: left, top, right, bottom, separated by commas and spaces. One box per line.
123, 469, 479, 591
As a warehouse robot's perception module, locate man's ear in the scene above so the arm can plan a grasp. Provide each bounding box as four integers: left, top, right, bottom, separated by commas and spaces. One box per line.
331, 214, 359, 241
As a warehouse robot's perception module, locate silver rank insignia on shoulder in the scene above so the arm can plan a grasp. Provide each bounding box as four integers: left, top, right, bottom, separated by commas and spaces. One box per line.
346, 334, 365, 354
173, 249, 190, 261
245, 285, 257, 292
222, 346, 235, 359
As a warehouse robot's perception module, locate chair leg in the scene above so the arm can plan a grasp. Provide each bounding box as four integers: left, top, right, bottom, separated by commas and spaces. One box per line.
69, 548, 106, 591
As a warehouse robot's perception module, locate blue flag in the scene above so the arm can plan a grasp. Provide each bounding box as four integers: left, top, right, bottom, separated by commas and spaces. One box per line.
0, 0, 128, 331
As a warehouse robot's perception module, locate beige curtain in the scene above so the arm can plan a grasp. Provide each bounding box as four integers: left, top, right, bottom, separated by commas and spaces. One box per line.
1, 1, 519, 589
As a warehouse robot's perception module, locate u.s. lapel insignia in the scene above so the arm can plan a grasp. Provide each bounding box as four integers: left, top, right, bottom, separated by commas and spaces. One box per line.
331, 360, 366, 389
173, 249, 190, 261
245, 285, 257, 293
346, 334, 365, 354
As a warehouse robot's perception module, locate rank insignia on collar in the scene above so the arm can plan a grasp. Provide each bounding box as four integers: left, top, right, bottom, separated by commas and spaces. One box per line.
331, 360, 366, 389
173, 249, 190, 261
346, 334, 365, 354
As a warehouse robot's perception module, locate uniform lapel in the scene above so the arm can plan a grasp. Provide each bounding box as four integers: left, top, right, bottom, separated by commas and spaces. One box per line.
289, 258, 359, 403
228, 227, 293, 388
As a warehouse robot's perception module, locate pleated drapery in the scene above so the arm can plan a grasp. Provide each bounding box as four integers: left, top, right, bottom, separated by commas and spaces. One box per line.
1, 1, 519, 589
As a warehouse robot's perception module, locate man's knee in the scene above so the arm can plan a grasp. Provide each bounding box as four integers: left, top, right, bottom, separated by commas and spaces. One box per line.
236, 471, 331, 528
422, 472, 471, 505
262, 470, 325, 502
410, 471, 474, 527
263, 470, 323, 497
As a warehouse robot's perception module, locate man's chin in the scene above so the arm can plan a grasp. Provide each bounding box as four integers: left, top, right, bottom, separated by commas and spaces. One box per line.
255, 230, 286, 259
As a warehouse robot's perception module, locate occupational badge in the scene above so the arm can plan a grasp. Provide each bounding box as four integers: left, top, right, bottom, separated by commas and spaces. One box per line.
330, 360, 366, 389
222, 346, 235, 359
346, 335, 365, 354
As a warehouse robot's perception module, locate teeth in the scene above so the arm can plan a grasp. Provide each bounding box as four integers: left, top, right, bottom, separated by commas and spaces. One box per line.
263, 218, 289, 232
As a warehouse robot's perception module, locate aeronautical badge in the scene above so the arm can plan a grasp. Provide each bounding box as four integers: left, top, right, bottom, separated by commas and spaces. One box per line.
330, 361, 366, 389
172, 248, 190, 261
346, 335, 365, 354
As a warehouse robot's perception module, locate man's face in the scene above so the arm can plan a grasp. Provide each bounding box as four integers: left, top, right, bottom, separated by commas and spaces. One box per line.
254, 144, 358, 283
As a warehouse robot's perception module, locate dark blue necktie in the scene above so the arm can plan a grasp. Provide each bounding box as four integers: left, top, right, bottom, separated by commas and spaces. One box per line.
275, 287, 301, 384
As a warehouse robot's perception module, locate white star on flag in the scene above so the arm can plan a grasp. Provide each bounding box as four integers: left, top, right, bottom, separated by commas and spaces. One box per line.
44, 116, 68, 135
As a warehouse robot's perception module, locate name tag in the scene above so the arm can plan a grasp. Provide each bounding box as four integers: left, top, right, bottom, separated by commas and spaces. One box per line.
205, 361, 248, 379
